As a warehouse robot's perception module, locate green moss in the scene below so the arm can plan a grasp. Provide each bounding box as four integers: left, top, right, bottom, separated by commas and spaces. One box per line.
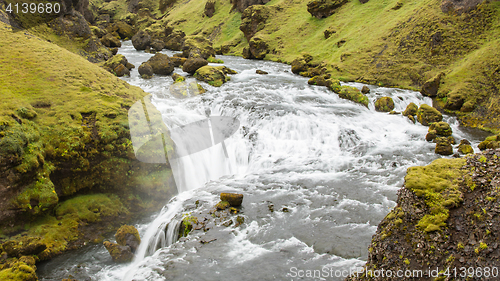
405, 158, 466, 232
207, 56, 224, 63
181, 214, 198, 237
0, 259, 37, 281
55, 194, 128, 223
337, 86, 369, 107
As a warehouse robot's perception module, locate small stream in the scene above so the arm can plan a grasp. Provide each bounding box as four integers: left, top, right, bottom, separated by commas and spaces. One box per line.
37, 41, 486, 281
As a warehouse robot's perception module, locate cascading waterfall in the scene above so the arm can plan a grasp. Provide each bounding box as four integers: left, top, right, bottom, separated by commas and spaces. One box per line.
37, 41, 485, 281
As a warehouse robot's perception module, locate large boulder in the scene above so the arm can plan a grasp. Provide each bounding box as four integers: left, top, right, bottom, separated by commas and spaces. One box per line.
107, 22, 135, 39
420, 72, 445, 97
114, 64, 130, 77
181, 36, 216, 59
103, 54, 131, 77
132, 30, 151, 51
307, 0, 349, 19
147, 53, 175, 75
194, 65, 230, 87
138, 62, 154, 78
171, 57, 187, 67
458, 139, 474, 154
220, 193, 243, 207
240, 5, 272, 41
248, 36, 269, 60
205, 0, 216, 17
402, 102, 418, 117
291, 58, 308, 74
103, 241, 134, 263
165, 30, 186, 51
100, 33, 121, 48
115, 225, 141, 253
338, 86, 369, 107
182, 58, 209, 74
374, 97, 395, 112
478, 135, 500, 151
435, 137, 453, 156
416, 104, 443, 126
429, 121, 452, 136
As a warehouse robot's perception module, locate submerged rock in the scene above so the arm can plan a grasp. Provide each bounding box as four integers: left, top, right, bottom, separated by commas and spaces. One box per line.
172, 73, 186, 83
256, 69, 268, 75
416, 104, 443, 126
374, 97, 395, 112
220, 193, 244, 207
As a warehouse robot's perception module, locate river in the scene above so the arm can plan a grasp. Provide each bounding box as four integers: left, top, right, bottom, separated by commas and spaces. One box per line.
37, 41, 485, 281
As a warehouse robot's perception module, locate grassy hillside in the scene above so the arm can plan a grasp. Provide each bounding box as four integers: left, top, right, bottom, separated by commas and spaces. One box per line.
100, 0, 500, 131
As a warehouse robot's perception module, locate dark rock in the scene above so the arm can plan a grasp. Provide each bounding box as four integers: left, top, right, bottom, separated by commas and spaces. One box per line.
242, 47, 252, 59
115, 225, 141, 253
361, 85, 370, 94
374, 97, 395, 112
103, 54, 128, 72
138, 62, 154, 78
420, 72, 445, 97
107, 22, 135, 39
114, 64, 130, 77
91, 26, 107, 38
478, 135, 500, 150
110, 47, 118, 55
307, 0, 349, 19
429, 121, 452, 136
172, 73, 185, 83
240, 5, 271, 41
324, 27, 336, 39
103, 241, 134, 263
444, 91, 465, 110
291, 58, 308, 74
147, 53, 175, 75
125, 62, 135, 70
256, 70, 268, 75
220, 193, 244, 207
182, 58, 209, 74
171, 57, 187, 67
205, 0, 216, 17
402, 102, 418, 116
231, 0, 271, 13
151, 39, 165, 52
416, 104, 443, 126
132, 30, 151, 51
435, 137, 453, 155
2, 237, 47, 257
441, 0, 484, 14
181, 36, 216, 59
165, 30, 185, 51
248, 36, 269, 60
426, 130, 437, 142
100, 33, 121, 48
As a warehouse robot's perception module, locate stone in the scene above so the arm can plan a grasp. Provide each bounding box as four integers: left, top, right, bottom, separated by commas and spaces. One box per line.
100, 33, 121, 48
182, 58, 208, 74
402, 102, 418, 116
103, 241, 134, 263
291, 58, 308, 74
172, 73, 186, 83
444, 91, 465, 110
338, 86, 369, 107
108, 22, 135, 39
361, 85, 370, 94
132, 30, 151, 51
115, 225, 141, 253
151, 39, 165, 51
256, 70, 268, 75
426, 130, 437, 142
478, 135, 500, 151
171, 57, 187, 67
435, 137, 453, 156
420, 72, 445, 97
324, 27, 336, 39
165, 30, 185, 51
220, 193, 244, 207
181, 36, 216, 59
194, 65, 229, 87
240, 5, 271, 41
205, 0, 216, 17
114, 64, 130, 77
429, 121, 452, 136
147, 53, 175, 75
458, 139, 474, 154
138, 62, 154, 78
416, 104, 443, 126
307, 0, 349, 19
248, 36, 269, 60
374, 97, 395, 112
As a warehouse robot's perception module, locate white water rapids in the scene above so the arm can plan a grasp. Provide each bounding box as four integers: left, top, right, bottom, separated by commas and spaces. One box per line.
37, 41, 485, 281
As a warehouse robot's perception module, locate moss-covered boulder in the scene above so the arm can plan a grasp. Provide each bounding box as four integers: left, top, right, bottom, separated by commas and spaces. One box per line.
307, 0, 348, 19
240, 5, 272, 41
291, 58, 308, 74
338, 86, 369, 107
151, 39, 165, 52
182, 58, 208, 74
458, 139, 474, 154
220, 193, 244, 207
2, 237, 46, 258
402, 102, 418, 117
478, 135, 500, 150
194, 66, 229, 87
138, 62, 154, 78
146, 53, 175, 75
170, 57, 187, 67
426, 129, 437, 142
444, 91, 465, 110
256, 70, 268, 75
113, 64, 130, 77
308, 75, 335, 87
115, 225, 141, 253
103, 241, 134, 263
374, 97, 395, 112
205, 0, 216, 17
107, 22, 135, 39
248, 36, 269, 60
429, 121, 452, 136
132, 30, 151, 50
100, 33, 121, 48
181, 36, 216, 59
435, 137, 453, 155
169, 81, 206, 98
416, 104, 443, 126
103, 54, 131, 77
165, 30, 185, 51
172, 73, 186, 83
361, 85, 370, 94
0, 256, 37, 281
420, 72, 445, 97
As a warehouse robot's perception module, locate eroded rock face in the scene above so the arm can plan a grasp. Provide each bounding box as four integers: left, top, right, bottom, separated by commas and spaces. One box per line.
307, 0, 348, 19
441, 0, 485, 14
231, 0, 271, 13
132, 30, 151, 51
240, 5, 272, 41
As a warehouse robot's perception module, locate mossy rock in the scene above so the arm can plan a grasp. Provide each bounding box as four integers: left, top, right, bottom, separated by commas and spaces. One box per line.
181, 36, 216, 59
147, 53, 175, 75
435, 137, 453, 156
0, 257, 37, 281
478, 135, 500, 150
171, 73, 186, 83
103, 54, 128, 71
402, 102, 418, 117
405, 158, 465, 232
240, 5, 272, 40
248, 36, 269, 60
361, 85, 370, 94
308, 75, 335, 88
338, 86, 369, 107
444, 91, 465, 110
138, 62, 154, 78
115, 225, 141, 253
374, 97, 395, 112
215, 201, 230, 210
194, 65, 229, 87
55, 194, 129, 223
220, 193, 243, 207
103, 241, 133, 263
307, 0, 349, 19
458, 139, 474, 154
420, 72, 445, 97
429, 121, 452, 136
100, 33, 121, 48
2, 237, 47, 257
132, 30, 151, 50
182, 58, 208, 74
426, 129, 437, 142
291, 58, 308, 74
416, 104, 443, 126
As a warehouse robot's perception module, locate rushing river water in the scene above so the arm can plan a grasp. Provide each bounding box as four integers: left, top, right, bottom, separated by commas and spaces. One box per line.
38, 41, 485, 280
